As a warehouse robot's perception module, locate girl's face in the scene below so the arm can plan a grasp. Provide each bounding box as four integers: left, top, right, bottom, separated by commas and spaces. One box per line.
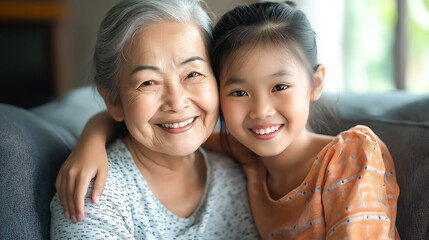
102, 21, 219, 157
219, 44, 323, 157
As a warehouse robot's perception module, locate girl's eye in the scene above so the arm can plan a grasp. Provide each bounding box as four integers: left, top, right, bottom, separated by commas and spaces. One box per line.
141, 80, 155, 86
272, 84, 288, 92
230, 90, 248, 97
186, 72, 201, 79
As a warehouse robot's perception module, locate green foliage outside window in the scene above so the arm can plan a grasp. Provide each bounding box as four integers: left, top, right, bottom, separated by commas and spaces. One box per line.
343, 0, 396, 92
343, 0, 428, 93
407, 0, 429, 93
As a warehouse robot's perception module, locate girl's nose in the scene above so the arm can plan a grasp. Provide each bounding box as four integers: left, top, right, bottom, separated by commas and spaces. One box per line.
248, 96, 275, 119
160, 83, 191, 112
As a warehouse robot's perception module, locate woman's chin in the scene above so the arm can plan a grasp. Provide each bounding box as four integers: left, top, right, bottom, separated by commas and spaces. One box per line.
159, 133, 210, 157
163, 144, 201, 157
126, 133, 204, 157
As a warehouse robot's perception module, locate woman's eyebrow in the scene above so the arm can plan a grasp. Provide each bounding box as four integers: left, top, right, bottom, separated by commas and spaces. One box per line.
130, 65, 159, 75
180, 56, 206, 65
130, 56, 205, 75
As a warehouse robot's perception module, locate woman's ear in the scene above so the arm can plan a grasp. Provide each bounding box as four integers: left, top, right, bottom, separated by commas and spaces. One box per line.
311, 65, 325, 102
97, 86, 124, 122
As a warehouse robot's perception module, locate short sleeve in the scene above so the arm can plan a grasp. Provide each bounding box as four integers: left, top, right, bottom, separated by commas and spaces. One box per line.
50, 177, 135, 239
321, 126, 400, 239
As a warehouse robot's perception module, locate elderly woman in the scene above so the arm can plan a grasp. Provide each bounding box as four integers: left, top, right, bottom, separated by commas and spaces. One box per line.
49, 0, 259, 239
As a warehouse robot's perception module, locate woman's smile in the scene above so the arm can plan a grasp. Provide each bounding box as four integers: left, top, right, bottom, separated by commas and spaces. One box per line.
158, 116, 198, 134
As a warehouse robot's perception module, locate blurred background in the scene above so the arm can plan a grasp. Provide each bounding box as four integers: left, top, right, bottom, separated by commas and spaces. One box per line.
0, 0, 428, 108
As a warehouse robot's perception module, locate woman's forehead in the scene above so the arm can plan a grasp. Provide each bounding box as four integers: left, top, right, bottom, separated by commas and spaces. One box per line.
123, 21, 209, 64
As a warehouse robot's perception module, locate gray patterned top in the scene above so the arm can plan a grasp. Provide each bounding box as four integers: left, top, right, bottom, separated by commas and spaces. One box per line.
50, 139, 260, 239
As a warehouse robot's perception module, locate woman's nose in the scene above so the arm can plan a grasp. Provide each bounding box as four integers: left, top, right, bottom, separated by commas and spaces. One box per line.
160, 83, 191, 112
248, 96, 275, 119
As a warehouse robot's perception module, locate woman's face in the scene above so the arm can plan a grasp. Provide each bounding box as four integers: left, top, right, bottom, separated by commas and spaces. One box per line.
109, 21, 218, 157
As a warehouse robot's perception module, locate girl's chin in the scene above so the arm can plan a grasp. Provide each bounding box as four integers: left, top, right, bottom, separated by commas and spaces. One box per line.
246, 144, 286, 158
252, 150, 283, 158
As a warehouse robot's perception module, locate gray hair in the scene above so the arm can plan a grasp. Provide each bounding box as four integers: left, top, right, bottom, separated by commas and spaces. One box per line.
94, 0, 213, 104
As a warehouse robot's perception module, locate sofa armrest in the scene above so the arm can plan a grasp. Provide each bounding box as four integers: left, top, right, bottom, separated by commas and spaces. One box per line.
31, 86, 106, 141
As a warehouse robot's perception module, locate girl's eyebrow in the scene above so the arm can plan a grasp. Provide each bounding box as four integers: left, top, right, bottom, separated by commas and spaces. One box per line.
224, 69, 291, 86
270, 69, 292, 78
130, 56, 206, 75
223, 77, 245, 87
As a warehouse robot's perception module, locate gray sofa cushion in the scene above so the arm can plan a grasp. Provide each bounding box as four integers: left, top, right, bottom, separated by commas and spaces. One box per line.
322, 91, 429, 126
0, 87, 105, 240
0, 104, 72, 240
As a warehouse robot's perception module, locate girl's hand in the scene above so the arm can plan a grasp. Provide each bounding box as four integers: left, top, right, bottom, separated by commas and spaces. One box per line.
55, 111, 114, 223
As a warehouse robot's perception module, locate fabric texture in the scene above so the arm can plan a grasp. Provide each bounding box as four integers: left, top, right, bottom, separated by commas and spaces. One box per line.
242, 126, 400, 240
50, 139, 260, 240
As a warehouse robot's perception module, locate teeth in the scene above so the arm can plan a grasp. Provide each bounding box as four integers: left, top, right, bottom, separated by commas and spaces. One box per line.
161, 117, 195, 129
252, 125, 280, 135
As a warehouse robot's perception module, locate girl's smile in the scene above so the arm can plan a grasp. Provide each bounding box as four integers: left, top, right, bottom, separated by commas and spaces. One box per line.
249, 124, 284, 140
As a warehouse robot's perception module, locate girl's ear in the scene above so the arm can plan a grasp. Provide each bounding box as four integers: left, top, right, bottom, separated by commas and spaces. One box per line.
97, 86, 124, 122
311, 65, 325, 102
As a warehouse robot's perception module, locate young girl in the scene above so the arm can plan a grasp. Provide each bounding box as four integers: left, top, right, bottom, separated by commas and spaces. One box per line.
57, 2, 400, 239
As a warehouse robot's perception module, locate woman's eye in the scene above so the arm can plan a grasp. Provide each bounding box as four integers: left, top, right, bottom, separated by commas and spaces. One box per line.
141, 80, 155, 86
186, 72, 200, 79
272, 84, 288, 92
230, 90, 248, 97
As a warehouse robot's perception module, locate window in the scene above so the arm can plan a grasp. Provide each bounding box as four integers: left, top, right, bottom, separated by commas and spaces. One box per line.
407, 0, 429, 93
297, 0, 429, 93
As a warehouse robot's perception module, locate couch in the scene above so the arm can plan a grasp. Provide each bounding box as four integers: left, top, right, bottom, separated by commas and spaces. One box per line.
0, 86, 428, 239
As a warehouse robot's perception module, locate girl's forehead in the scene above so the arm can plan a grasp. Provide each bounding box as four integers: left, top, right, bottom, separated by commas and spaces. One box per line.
221, 43, 301, 78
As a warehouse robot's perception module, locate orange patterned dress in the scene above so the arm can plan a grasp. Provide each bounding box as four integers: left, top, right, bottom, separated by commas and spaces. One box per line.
241, 126, 400, 239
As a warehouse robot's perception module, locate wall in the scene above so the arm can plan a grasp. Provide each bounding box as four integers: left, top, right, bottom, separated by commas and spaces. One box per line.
67, 0, 258, 89
67, 0, 122, 88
